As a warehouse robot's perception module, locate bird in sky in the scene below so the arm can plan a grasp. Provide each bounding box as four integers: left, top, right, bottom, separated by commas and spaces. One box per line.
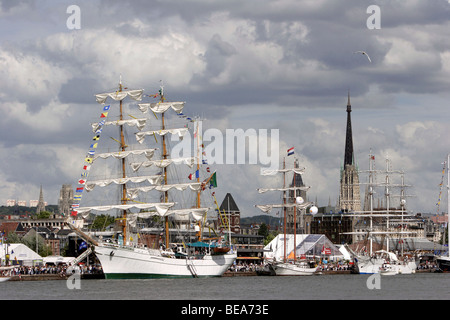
354, 51, 372, 63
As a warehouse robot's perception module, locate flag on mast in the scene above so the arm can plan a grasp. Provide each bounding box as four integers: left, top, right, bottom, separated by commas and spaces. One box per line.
287, 147, 294, 156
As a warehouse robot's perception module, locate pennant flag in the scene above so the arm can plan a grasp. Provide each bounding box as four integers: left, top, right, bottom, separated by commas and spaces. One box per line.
88, 150, 95, 156
188, 173, 193, 180
93, 135, 100, 141
78, 241, 88, 251
76, 187, 84, 193
287, 147, 294, 156
103, 105, 110, 111
90, 143, 98, 149
202, 159, 208, 164
71, 204, 79, 208
100, 112, 108, 118
71, 211, 78, 216
206, 167, 210, 173
85, 157, 93, 163
78, 179, 86, 185
209, 172, 217, 188
73, 195, 82, 200
83, 164, 91, 171
195, 170, 200, 178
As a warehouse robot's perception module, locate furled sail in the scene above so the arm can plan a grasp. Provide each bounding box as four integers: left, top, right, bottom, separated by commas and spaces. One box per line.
92, 118, 148, 132
127, 207, 209, 227
85, 175, 163, 192
138, 102, 185, 114
135, 128, 189, 144
76, 202, 175, 218
130, 157, 195, 172
127, 182, 202, 199
93, 149, 156, 161
261, 168, 305, 175
255, 202, 312, 213
257, 186, 310, 193
95, 89, 144, 104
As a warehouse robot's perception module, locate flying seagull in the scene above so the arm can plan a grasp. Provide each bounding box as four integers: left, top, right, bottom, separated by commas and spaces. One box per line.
354, 51, 372, 63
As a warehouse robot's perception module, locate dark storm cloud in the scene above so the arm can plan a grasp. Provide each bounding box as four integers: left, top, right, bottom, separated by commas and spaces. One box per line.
0, 0, 449, 212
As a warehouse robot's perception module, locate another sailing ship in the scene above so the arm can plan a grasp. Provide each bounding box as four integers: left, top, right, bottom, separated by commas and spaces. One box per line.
256, 155, 318, 276
343, 151, 418, 274
436, 154, 450, 272
67, 80, 236, 278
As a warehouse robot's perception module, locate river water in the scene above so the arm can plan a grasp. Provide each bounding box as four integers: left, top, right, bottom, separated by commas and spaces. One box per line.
1, 272, 448, 300
1, 273, 448, 316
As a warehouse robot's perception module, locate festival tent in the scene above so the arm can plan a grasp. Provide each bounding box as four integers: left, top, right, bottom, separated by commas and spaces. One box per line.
43, 255, 76, 266
0, 243, 43, 266
264, 234, 344, 261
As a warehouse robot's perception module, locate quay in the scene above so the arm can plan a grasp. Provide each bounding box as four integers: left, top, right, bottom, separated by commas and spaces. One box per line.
9, 274, 67, 281
7, 273, 105, 281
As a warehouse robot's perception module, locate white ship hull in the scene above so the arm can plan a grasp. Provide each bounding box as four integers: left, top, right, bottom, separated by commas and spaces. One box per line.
356, 257, 417, 274
272, 262, 317, 276
95, 244, 237, 279
355, 257, 384, 274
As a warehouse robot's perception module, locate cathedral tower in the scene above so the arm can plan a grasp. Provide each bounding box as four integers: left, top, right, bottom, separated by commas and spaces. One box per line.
339, 93, 361, 212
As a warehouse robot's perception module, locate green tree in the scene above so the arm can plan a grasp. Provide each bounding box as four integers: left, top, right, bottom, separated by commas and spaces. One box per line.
258, 223, 269, 238
36, 210, 52, 219
90, 214, 115, 231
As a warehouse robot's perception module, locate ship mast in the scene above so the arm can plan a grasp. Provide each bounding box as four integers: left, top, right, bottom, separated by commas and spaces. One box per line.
283, 157, 287, 263
159, 83, 171, 250
118, 77, 128, 243
447, 154, 450, 258
293, 158, 297, 263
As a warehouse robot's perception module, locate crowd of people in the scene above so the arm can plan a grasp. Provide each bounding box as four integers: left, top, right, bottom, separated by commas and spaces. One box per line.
1, 263, 103, 277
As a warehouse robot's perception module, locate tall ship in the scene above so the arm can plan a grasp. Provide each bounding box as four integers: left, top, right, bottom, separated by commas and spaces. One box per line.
256, 155, 318, 276
67, 79, 236, 278
436, 154, 450, 272
343, 151, 419, 274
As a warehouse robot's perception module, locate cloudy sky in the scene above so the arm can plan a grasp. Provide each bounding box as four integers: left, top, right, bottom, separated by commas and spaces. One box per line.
1, 0, 450, 217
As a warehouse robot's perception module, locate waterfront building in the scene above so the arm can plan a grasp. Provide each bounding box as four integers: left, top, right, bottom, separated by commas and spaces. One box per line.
218, 193, 241, 234
310, 213, 353, 245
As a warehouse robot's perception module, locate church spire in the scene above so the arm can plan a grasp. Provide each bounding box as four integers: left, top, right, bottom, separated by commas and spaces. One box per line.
36, 184, 46, 215
344, 91, 354, 166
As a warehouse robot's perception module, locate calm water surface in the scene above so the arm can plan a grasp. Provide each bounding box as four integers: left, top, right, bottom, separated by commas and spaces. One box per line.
1, 273, 448, 300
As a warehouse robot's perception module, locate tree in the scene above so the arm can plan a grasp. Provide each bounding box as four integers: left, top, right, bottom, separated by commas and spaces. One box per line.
258, 223, 269, 238
90, 214, 115, 231
36, 210, 52, 219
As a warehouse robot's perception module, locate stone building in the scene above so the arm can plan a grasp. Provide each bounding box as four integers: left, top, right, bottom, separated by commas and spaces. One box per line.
36, 185, 46, 215
339, 93, 361, 213
218, 193, 241, 234
58, 184, 74, 216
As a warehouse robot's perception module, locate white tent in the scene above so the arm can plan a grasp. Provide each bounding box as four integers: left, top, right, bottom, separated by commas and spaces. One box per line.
43, 255, 76, 266
0, 243, 43, 266
264, 234, 344, 261
337, 245, 352, 261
